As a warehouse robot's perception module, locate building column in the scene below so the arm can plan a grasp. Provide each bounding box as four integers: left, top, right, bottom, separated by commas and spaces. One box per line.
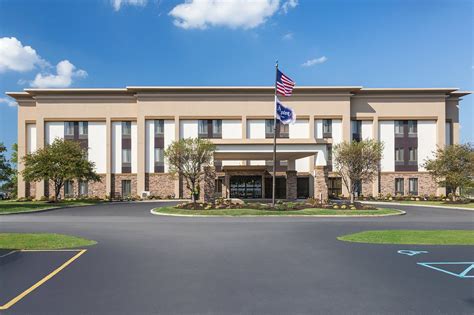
17, 117, 26, 198
286, 159, 297, 200
200, 165, 216, 203
137, 116, 146, 196
436, 110, 446, 196
105, 118, 112, 198
35, 118, 45, 198
372, 117, 379, 197
341, 109, 351, 197
314, 166, 328, 202
174, 116, 181, 198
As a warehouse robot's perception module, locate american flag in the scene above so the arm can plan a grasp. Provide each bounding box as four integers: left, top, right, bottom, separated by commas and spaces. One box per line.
276, 69, 295, 96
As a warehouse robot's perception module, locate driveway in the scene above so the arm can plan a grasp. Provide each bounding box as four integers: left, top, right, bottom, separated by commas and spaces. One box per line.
0, 202, 473, 314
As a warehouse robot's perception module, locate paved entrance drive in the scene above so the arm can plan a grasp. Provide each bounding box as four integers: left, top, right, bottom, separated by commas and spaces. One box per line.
1, 202, 473, 314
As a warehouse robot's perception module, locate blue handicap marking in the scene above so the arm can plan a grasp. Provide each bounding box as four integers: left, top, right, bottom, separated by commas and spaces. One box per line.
397, 250, 428, 256
417, 262, 474, 278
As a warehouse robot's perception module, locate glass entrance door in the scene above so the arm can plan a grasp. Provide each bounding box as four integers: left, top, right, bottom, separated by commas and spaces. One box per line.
230, 176, 262, 199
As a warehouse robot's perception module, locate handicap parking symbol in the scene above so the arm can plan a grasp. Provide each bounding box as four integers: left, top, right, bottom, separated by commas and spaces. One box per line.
397, 250, 428, 256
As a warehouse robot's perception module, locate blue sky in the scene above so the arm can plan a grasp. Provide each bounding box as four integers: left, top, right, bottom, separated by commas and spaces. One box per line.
0, 0, 472, 157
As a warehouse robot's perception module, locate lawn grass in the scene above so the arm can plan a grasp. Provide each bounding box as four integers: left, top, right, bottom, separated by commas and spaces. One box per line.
0, 199, 102, 214
370, 200, 474, 209
0, 233, 97, 250
338, 230, 474, 245
153, 206, 402, 217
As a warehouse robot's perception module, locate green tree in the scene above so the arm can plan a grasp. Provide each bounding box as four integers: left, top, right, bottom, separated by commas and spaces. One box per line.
1, 143, 18, 197
165, 138, 215, 202
423, 143, 474, 200
333, 139, 384, 203
22, 139, 100, 201
0, 142, 12, 182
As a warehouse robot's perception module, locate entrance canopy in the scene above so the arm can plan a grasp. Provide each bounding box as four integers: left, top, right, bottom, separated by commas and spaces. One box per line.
214, 144, 322, 160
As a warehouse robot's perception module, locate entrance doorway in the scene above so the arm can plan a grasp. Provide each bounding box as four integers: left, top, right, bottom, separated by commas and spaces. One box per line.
264, 177, 286, 199
230, 176, 262, 199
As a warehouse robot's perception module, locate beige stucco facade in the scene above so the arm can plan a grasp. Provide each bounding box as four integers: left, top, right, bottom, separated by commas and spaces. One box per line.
7, 86, 469, 200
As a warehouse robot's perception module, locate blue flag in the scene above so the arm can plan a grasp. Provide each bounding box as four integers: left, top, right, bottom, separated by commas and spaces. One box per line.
275, 96, 295, 124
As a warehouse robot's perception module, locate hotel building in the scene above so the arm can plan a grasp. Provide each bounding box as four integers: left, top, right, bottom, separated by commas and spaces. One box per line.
7, 86, 469, 201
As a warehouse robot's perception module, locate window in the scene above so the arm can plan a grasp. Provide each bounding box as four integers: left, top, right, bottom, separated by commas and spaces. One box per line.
323, 119, 332, 138
265, 119, 274, 137
395, 121, 404, 137
409, 178, 418, 195
408, 120, 417, 136
79, 181, 88, 196
122, 180, 131, 197
280, 160, 288, 167
265, 120, 289, 138
395, 148, 404, 162
154, 120, 164, 137
351, 120, 362, 141
79, 122, 88, 136
409, 147, 417, 162
354, 180, 362, 196
212, 120, 222, 138
65, 122, 75, 136
198, 120, 208, 138
122, 148, 131, 164
122, 121, 131, 136
154, 148, 164, 164
395, 178, 404, 195
64, 180, 74, 198
327, 145, 333, 167
328, 177, 342, 197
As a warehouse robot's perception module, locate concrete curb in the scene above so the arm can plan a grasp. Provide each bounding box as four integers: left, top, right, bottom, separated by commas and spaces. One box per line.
150, 208, 406, 218
0, 199, 184, 215
362, 201, 474, 211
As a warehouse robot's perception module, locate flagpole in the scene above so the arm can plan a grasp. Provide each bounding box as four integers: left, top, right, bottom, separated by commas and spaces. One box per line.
272, 61, 278, 207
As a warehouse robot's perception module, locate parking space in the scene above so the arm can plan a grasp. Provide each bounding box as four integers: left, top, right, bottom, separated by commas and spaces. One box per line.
0, 250, 86, 310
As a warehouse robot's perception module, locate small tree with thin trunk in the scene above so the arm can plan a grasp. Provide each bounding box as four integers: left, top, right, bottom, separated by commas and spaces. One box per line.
423, 143, 474, 201
333, 139, 384, 203
22, 139, 100, 201
165, 138, 215, 203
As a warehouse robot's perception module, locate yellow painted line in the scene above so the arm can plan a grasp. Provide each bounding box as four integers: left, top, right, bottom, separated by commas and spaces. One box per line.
0, 249, 87, 310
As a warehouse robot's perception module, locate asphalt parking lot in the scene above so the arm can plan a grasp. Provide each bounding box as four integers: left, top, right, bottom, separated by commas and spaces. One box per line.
0, 201, 473, 314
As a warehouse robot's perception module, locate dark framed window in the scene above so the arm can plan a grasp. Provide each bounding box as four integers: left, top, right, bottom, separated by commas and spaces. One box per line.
328, 177, 342, 198
122, 180, 132, 197
64, 180, 74, 198
265, 120, 289, 138
154, 148, 164, 164
323, 119, 332, 138
122, 121, 131, 137
79, 181, 88, 197
326, 144, 333, 171
122, 148, 131, 164
78, 122, 88, 137
409, 147, 417, 162
395, 148, 404, 162
395, 121, 404, 137
198, 119, 222, 139
352, 120, 362, 142
408, 120, 417, 137
154, 120, 164, 137
409, 178, 418, 195
395, 178, 404, 195
64, 122, 75, 136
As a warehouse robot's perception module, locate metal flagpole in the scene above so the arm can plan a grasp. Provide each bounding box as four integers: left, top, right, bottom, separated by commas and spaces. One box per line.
272, 61, 278, 207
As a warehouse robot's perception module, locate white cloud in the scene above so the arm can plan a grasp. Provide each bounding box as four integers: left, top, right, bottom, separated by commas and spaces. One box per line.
281, 0, 298, 14
0, 97, 17, 107
30, 60, 87, 88
169, 0, 284, 30
0, 37, 46, 73
111, 0, 147, 11
282, 32, 293, 40
302, 56, 328, 67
